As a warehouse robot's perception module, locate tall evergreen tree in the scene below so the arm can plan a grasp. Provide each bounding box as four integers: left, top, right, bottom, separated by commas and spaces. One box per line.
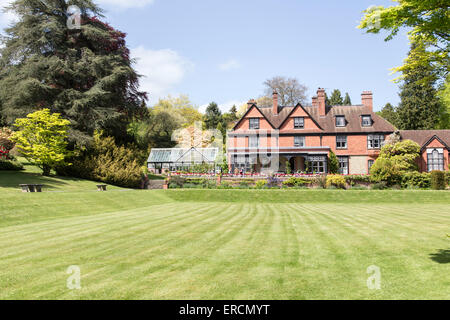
222, 105, 238, 128
328, 89, 344, 106
204, 102, 223, 129
0, 0, 147, 145
343, 93, 352, 105
396, 44, 442, 130
378, 103, 399, 127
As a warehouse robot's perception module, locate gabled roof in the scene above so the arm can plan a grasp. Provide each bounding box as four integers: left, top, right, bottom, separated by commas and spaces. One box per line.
269, 103, 323, 130
233, 104, 275, 130
303, 105, 395, 133
399, 130, 450, 149
232, 103, 395, 133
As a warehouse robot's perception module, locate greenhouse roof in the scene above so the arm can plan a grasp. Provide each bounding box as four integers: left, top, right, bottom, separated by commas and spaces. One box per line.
147, 147, 219, 164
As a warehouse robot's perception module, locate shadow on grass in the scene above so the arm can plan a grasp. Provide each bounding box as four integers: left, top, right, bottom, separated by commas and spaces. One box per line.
0, 171, 86, 189
429, 249, 450, 264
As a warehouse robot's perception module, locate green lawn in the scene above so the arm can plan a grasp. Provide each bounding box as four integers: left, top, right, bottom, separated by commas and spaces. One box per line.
0, 170, 449, 299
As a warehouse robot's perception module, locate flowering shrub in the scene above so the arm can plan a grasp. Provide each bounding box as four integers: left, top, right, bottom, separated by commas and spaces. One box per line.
326, 175, 346, 189
255, 180, 268, 189
0, 127, 15, 160
267, 176, 281, 188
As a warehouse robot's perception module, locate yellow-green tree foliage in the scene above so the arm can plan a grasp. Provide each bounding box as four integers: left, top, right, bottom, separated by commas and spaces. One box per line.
12, 109, 71, 175
370, 139, 421, 185
358, 0, 449, 81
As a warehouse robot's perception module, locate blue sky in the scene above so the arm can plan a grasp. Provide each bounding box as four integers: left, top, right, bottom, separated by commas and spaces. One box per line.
0, 0, 410, 112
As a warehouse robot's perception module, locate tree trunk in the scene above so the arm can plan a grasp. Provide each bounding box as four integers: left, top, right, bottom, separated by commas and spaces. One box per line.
42, 164, 51, 176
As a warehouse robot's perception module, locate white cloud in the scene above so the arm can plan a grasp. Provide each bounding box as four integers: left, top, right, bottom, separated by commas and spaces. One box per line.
131, 46, 193, 103
96, 0, 155, 9
218, 59, 241, 71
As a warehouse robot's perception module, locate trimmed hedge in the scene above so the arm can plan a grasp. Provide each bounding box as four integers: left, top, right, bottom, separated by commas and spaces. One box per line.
282, 177, 311, 187
344, 175, 373, 186
431, 171, 446, 190
401, 172, 431, 189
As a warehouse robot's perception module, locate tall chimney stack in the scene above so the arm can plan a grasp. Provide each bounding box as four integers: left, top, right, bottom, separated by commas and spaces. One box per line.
361, 91, 373, 112
317, 88, 326, 116
312, 96, 318, 108
272, 91, 278, 115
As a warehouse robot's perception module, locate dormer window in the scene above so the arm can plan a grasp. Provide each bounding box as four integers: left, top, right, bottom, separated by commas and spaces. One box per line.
294, 117, 304, 129
336, 116, 346, 127
249, 118, 260, 129
362, 115, 372, 127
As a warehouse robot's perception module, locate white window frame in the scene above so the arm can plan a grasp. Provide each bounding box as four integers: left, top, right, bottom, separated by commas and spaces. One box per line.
336, 116, 346, 127
368, 135, 384, 149
362, 115, 372, 127
368, 160, 375, 173
427, 148, 444, 172
249, 135, 259, 148
249, 118, 260, 130
338, 156, 349, 175
336, 135, 347, 149
294, 136, 305, 147
294, 117, 304, 129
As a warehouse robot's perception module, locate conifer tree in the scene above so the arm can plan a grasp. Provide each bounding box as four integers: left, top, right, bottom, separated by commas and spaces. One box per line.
378, 103, 398, 127
396, 44, 442, 130
0, 0, 147, 145
328, 89, 344, 106
343, 93, 352, 105
204, 102, 223, 129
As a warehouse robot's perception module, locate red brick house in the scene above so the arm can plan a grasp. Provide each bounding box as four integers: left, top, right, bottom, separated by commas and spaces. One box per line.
399, 130, 450, 172
227, 88, 449, 174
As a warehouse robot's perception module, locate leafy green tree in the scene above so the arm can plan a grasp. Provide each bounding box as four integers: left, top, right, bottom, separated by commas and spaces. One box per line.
204, 102, 223, 129
358, 0, 449, 82
328, 89, 344, 106
437, 76, 450, 129
0, 0, 147, 145
152, 95, 202, 128
12, 109, 71, 176
328, 151, 339, 174
370, 139, 421, 185
343, 93, 352, 105
396, 44, 443, 130
378, 103, 399, 127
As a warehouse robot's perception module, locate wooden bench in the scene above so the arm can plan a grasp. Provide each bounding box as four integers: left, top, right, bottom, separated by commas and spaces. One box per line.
20, 184, 43, 193
97, 185, 107, 191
